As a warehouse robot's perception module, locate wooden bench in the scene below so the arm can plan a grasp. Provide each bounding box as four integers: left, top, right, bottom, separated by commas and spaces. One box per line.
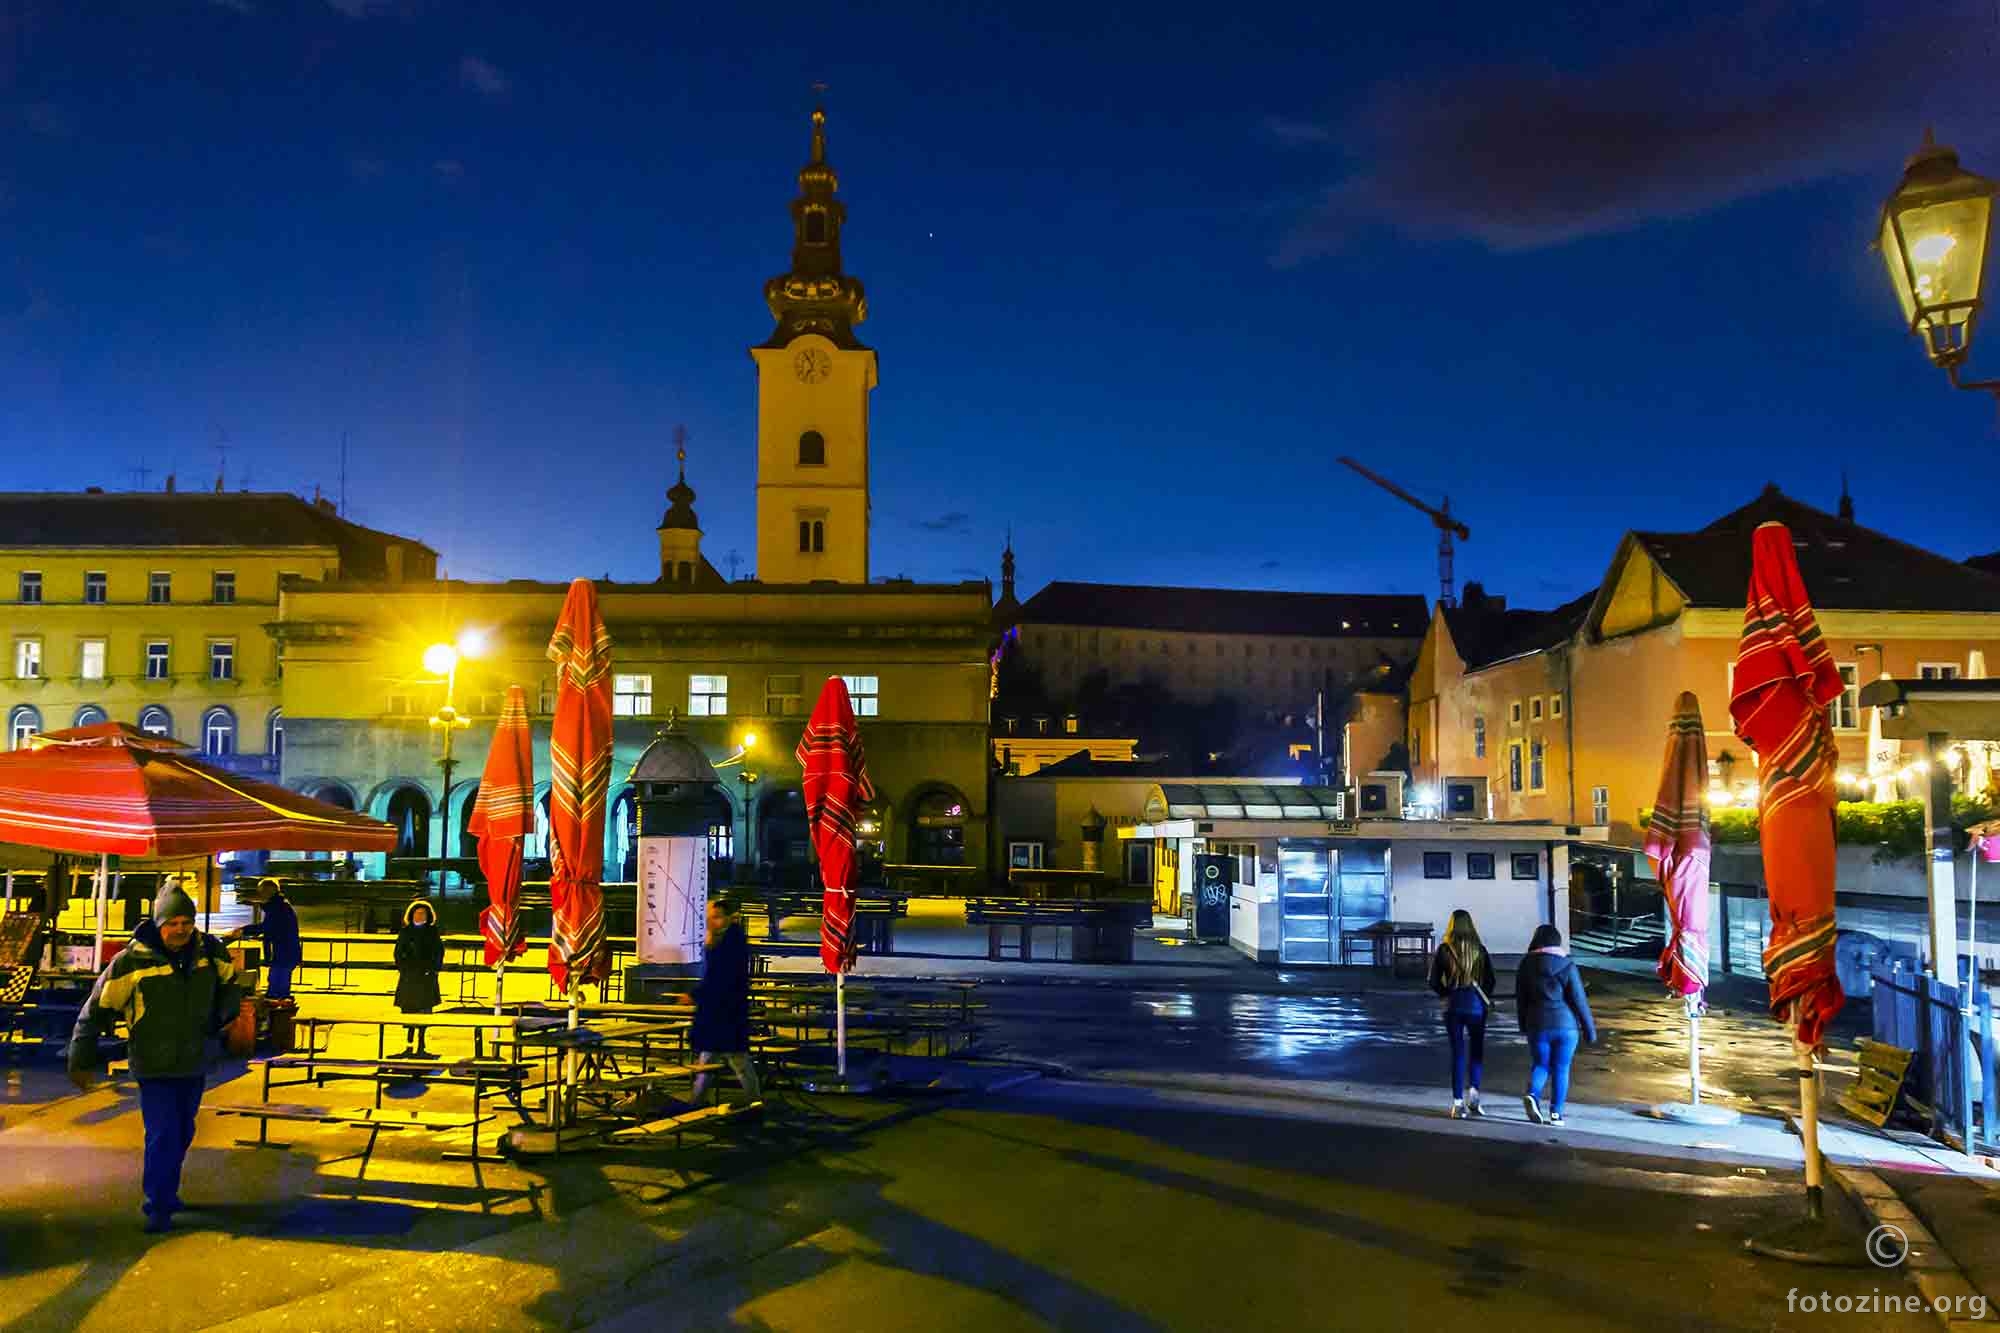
209, 1101, 492, 1168
964, 899, 1147, 962
255, 1053, 531, 1111
1838, 1038, 1915, 1128
605, 1099, 763, 1147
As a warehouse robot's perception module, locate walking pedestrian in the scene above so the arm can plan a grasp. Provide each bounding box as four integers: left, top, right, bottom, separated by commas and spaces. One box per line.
67, 886, 247, 1232
393, 899, 445, 1057
689, 898, 762, 1105
228, 882, 300, 1000
1428, 908, 1497, 1119
1516, 924, 1598, 1126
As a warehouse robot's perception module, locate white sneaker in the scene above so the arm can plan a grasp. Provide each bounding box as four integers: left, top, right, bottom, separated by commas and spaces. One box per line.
1523, 1093, 1544, 1124
1548, 1111, 1566, 1127
1465, 1092, 1486, 1119
1449, 1099, 1466, 1119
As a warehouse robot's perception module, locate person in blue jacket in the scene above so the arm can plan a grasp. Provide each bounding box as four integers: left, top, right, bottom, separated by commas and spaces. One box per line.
1516, 924, 1599, 1126
688, 898, 762, 1105
229, 882, 300, 1000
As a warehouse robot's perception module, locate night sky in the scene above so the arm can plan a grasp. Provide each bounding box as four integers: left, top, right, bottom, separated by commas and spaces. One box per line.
4, 1, 1996, 607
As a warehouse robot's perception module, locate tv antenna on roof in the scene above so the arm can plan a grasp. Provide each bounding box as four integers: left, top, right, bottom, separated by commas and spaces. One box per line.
130, 460, 153, 490
212, 424, 230, 493
726, 549, 743, 582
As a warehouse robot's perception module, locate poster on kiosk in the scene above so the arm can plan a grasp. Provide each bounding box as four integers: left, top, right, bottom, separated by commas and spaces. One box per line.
638, 836, 707, 966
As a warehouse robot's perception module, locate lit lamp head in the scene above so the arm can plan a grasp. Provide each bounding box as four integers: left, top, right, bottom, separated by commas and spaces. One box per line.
1878, 131, 1995, 371
422, 643, 460, 677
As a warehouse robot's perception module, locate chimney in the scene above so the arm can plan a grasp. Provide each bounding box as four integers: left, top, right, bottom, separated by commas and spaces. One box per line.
164, 473, 176, 494
1838, 471, 1855, 524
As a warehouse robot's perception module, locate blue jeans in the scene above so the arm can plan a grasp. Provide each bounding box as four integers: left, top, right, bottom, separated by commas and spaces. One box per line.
1446, 1014, 1486, 1098
138, 1076, 205, 1217
1527, 1029, 1580, 1114
266, 959, 297, 1001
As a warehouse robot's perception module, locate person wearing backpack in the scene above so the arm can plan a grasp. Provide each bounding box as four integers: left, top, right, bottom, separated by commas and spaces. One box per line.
1427, 909, 1497, 1119
1516, 923, 1599, 1126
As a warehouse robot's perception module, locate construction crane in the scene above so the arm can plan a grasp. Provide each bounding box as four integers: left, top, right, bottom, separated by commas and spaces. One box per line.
1337, 456, 1471, 609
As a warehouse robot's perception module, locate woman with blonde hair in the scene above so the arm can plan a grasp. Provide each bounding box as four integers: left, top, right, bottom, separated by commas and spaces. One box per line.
1427, 909, 1497, 1119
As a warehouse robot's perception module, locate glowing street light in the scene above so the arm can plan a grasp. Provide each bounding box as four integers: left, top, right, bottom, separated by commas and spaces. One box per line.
424, 639, 475, 888
1878, 130, 1997, 395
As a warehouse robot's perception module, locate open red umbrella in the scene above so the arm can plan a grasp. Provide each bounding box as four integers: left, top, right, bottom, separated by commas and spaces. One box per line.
469, 685, 533, 1010
1728, 522, 1846, 1052
797, 676, 876, 1077
545, 579, 613, 994
1647, 691, 1713, 1001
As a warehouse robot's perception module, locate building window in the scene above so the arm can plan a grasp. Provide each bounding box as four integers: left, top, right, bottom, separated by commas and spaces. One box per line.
84, 571, 107, 604
689, 674, 728, 717
840, 675, 879, 717
267, 710, 284, 761
1009, 841, 1046, 870
764, 674, 802, 716
1529, 738, 1546, 792
1473, 715, 1486, 759
212, 571, 236, 604
1829, 663, 1859, 731
1591, 785, 1609, 825
798, 430, 826, 466
385, 694, 417, 716
1550, 693, 1564, 719
1422, 851, 1453, 879
1124, 840, 1153, 887
1466, 852, 1496, 880
1508, 740, 1524, 793
80, 639, 106, 681
803, 209, 827, 243
138, 705, 173, 737
8, 705, 40, 749
202, 707, 236, 756
146, 641, 171, 680
797, 518, 825, 554
1919, 663, 1962, 680
1530, 696, 1544, 722
73, 705, 107, 728
612, 673, 653, 717
149, 572, 172, 604
1509, 700, 1523, 725
14, 639, 41, 680
18, 571, 40, 604
1063, 713, 1079, 735
208, 640, 235, 681
708, 819, 734, 863
1511, 852, 1540, 880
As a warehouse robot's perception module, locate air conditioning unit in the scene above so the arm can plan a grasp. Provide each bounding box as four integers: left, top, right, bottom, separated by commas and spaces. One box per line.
1353, 771, 1405, 819
1443, 776, 1490, 820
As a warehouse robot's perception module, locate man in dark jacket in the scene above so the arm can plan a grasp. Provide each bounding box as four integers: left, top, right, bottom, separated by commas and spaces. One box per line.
689, 898, 761, 1104
69, 886, 246, 1231
1515, 924, 1598, 1126
229, 882, 300, 1000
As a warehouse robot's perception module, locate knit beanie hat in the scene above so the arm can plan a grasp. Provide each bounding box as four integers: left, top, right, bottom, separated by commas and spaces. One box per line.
153, 885, 199, 923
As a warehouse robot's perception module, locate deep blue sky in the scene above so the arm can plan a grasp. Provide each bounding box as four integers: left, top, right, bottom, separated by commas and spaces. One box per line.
3, 0, 1996, 607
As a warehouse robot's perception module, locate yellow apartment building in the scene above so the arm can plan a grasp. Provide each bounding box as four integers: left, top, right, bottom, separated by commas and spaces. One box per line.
1411, 487, 2000, 845
0, 489, 434, 770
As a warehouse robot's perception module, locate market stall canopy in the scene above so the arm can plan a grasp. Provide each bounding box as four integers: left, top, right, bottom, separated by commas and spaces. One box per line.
0, 734, 396, 857
1859, 678, 2000, 742
1144, 784, 1348, 822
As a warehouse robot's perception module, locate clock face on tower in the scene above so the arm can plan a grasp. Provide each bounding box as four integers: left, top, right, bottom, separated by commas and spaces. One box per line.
793, 347, 832, 384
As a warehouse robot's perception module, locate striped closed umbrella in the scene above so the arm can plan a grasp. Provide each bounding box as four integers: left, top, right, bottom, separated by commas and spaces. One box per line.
1646, 691, 1712, 1000
797, 676, 876, 975
470, 685, 533, 972
1728, 522, 1846, 1052
545, 579, 614, 993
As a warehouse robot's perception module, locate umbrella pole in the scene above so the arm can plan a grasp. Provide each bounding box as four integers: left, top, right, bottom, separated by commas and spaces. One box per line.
493, 960, 505, 1019
1689, 1002, 1702, 1106
837, 969, 847, 1079
1797, 1043, 1824, 1221
92, 852, 109, 968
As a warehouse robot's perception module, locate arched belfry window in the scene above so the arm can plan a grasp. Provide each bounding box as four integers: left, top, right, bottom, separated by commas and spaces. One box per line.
803, 209, 827, 244
798, 431, 825, 466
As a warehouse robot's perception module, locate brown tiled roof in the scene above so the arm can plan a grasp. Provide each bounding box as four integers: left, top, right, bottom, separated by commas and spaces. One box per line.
1444, 591, 1594, 670
0, 491, 437, 581
1631, 488, 2000, 613
1014, 581, 1428, 638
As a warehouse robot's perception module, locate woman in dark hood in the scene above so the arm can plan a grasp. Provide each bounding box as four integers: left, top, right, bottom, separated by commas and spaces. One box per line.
393, 899, 446, 1057
1516, 924, 1598, 1126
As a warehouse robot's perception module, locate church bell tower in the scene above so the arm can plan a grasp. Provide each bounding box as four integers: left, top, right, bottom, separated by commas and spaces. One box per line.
751, 105, 875, 585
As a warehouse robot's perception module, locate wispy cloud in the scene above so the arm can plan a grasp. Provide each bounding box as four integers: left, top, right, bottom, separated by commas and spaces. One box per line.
1276, 0, 1993, 259
432, 159, 465, 183
1261, 116, 1331, 147
915, 511, 971, 533
458, 54, 510, 98
325, 0, 407, 17
208, 0, 256, 13
1258, 559, 1280, 571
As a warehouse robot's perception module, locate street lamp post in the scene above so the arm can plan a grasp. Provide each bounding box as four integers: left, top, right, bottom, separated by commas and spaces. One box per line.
1877, 130, 1998, 396
425, 643, 472, 893
713, 727, 759, 885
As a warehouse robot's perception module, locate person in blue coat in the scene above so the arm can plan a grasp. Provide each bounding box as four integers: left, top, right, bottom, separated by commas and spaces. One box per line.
1516, 924, 1599, 1126
1427, 909, 1498, 1119
689, 898, 762, 1104
229, 883, 300, 1000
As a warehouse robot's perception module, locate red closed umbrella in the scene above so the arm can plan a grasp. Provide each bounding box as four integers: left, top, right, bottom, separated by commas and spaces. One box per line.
1728, 523, 1846, 1052
1647, 691, 1713, 1001
797, 677, 875, 1078
470, 686, 533, 1010
545, 579, 614, 994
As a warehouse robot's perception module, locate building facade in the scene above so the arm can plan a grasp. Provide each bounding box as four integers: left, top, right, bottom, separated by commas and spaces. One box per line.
272, 107, 994, 884
1411, 488, 2000, 844
0, 489, 433, 771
